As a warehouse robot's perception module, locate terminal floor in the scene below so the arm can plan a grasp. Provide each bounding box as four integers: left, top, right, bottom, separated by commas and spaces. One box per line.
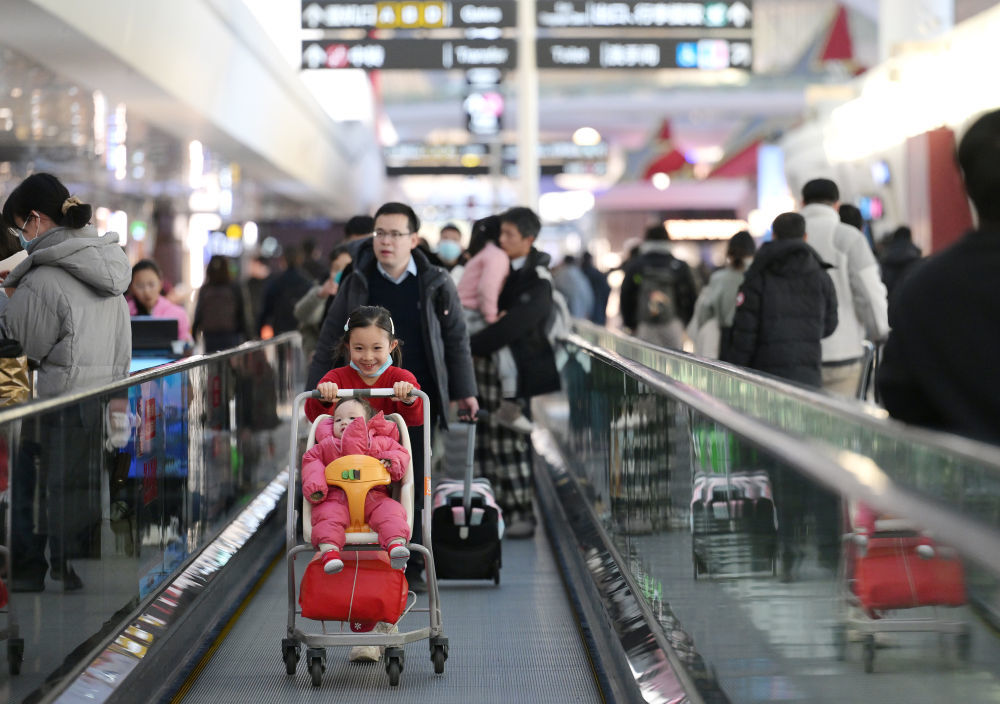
176, 525, 603, 703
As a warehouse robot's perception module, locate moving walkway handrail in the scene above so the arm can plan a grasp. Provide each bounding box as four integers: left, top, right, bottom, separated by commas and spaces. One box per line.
574, 320, 1000, 471
0, 332, 301, 424
566, 333, 1000, 581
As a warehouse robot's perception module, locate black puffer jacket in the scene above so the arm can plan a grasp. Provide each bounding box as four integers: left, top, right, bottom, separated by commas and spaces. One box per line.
879, 238, 922, 300
469, 248, 560, 398
723, 239, 838, 387
306, 242, 477, 428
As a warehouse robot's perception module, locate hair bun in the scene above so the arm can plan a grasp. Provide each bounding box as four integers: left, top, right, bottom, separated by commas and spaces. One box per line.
61, 196, 83, 214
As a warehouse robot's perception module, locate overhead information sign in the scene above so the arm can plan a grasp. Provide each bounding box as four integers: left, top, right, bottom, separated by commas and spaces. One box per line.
301, 1, 516, 29
302, 39, 516, 69
384, 141, 609, 176
537, 37, 751, 69
536, 1, 753, 29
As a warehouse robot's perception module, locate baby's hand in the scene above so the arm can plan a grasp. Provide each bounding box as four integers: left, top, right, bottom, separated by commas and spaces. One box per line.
310, 490, 324, 501
317, 382, 338, 402
392, 381, 414, 404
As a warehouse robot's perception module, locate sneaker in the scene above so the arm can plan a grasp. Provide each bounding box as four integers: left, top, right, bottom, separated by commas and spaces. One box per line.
349, 622, 395, 662
495, 400, 534, 434
321, 550, 344, 574
388, 543, 410, 570
349, 645, 382, 662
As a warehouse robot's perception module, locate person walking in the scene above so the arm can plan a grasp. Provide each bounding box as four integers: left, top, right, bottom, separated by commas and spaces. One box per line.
306, 202, 478, 589
469, 207, 561, 538
688, 230, 756, 359
192, 255, 253, 352
619, 224, 697, 349
799, 178, 889, 397
722, 214, 838, 387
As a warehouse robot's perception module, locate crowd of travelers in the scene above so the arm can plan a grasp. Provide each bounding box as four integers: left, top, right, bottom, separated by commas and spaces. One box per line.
1, 106, 999, 607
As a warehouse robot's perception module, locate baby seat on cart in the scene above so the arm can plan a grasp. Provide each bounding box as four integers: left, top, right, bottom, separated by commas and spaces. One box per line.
835, 502, 969, 673
297, 411, 413, 626
283, 389, 447, 688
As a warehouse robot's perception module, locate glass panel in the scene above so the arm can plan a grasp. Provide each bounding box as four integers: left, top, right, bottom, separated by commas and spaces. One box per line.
1, 338, 300, 700
556, 341, 1000, 702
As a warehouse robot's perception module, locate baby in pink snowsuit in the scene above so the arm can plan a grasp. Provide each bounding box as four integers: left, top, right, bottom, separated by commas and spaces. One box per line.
302, 398, 411, 574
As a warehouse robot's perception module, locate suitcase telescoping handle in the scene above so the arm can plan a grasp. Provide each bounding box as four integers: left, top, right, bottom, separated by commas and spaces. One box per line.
456, 409, 488, 517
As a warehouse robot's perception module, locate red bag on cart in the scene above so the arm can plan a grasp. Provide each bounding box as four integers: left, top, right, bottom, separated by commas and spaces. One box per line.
853, 535, 966, 612
298, 552, 408, 630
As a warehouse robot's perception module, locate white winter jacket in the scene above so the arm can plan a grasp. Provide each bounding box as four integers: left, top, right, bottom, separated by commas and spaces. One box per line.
0, 225, 131, 398
800, 203, 889, 362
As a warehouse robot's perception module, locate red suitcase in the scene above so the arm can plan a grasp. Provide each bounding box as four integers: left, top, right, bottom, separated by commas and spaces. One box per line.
298, 552, 408, 630
852, 535, 966, 612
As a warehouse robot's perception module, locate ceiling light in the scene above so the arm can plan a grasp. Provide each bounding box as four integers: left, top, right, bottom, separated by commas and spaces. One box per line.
651, 172, 671, 190
572, 127, 601, 146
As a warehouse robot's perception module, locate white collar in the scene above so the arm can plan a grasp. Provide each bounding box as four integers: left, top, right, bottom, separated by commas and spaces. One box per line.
377, 256, 417, 284
510, 255, 528, 271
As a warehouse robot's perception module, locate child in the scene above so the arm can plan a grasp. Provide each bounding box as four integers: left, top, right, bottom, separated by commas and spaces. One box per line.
305, 305, 423, 426
722, 212, 838, 388
456, 215, 531, 433
302, 397, 411, 574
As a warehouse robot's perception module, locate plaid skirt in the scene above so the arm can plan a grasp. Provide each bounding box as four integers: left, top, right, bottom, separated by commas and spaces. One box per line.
473, 355, 534, 522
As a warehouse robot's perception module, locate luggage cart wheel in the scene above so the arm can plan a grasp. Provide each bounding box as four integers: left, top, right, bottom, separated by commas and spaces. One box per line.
386, 647, 405, 686
281, 639, 300, 675
862, 635, 876, 673
430, 637, 449, 675
8, 638, 23, 675
307, 647, 326, 687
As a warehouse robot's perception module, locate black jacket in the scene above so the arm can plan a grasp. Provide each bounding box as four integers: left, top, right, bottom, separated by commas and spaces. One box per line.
877, 229, 1000, 444
258, 267, 312, 335
305, 242, 477, 428
879, 238, 922, 300
619, 243, 697, 330
469, 248, 560, 398
723, 239, 838, 387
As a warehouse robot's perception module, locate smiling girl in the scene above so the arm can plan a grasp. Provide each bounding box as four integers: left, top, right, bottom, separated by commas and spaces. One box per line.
304, 305, 423, 427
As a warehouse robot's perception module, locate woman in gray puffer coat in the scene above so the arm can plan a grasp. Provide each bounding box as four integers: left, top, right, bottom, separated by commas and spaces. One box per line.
1, 172, 131, 592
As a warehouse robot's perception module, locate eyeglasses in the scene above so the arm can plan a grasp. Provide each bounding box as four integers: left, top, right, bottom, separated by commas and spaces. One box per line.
373, 229, 410, 241
8, 213, 35, 240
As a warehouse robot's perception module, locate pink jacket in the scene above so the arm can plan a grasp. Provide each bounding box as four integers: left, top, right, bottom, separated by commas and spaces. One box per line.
302, 412, 410, 503
129, 296, 192, 342
457, 241, 509, 323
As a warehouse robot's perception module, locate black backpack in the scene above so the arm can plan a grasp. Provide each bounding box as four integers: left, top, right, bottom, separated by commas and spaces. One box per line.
634, 259, 686, 325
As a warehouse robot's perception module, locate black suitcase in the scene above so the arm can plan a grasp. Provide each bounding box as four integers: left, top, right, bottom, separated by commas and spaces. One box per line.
431, 417, 502, 584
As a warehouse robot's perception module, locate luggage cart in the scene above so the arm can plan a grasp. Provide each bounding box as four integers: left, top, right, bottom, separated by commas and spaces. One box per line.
281, 388, 447, 687
833, 507, 970, 673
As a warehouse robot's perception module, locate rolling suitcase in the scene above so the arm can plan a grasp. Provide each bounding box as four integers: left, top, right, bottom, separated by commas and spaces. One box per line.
432, 417, 503, 584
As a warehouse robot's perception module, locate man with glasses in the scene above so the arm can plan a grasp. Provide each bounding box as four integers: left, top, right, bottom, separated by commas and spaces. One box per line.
306, 201, 479, 595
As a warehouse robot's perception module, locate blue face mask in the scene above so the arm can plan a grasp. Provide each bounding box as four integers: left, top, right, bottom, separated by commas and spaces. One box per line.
333, 270, 343, 284
437, 240, 462, 263
350, 357, 392, 378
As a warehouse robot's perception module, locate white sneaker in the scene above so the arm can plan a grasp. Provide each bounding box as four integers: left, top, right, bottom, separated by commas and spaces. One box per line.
349, 622, 396, 662
349, 645, 382, 662
495, 400, 534, 434
388, 543, 410, 570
